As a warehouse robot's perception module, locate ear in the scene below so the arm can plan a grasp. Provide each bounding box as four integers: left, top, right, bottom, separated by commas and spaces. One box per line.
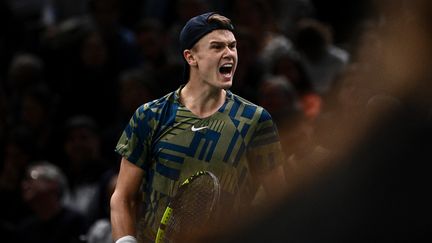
183, 49, 197, 66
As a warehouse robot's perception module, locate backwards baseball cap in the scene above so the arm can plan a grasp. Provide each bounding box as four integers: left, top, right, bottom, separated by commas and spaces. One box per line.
179, 12, 235, 82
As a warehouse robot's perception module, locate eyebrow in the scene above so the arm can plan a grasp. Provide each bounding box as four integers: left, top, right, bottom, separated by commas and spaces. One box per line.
209, 40, 237, 45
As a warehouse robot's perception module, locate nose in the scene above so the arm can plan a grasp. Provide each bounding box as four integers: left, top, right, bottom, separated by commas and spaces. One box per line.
222, 45, 236, 59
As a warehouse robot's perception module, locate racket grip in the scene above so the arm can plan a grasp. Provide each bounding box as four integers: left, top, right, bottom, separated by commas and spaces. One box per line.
155, 206, 173, 243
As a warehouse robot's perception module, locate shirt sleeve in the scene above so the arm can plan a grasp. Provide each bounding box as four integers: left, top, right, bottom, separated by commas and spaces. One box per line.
115, 104, 155, 169
247, 108, 285, 175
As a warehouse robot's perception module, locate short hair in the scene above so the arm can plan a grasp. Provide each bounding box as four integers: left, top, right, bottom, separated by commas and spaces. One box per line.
26, 161, 68, 198
207, 13, 232, 29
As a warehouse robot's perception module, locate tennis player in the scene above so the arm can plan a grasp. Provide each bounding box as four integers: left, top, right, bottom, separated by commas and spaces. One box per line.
110, 12, 286, 243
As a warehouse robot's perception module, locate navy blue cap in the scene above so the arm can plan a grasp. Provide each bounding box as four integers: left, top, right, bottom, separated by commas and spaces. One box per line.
179, 12, 234, 51
179, 12, 234, 82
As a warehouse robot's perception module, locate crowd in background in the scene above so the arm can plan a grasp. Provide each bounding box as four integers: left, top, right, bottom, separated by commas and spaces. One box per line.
5, 0, 429, 242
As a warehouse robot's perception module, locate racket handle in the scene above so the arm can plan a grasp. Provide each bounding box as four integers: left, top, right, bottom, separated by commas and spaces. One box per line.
155, 206, 173, 243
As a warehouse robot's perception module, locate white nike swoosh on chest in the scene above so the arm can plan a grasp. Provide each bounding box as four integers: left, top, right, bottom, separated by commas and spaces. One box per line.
191, 125, 209, 132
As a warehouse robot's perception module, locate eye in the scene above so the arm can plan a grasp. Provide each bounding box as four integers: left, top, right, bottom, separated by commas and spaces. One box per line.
229, 42, 237, 50
211, 44, 224, 50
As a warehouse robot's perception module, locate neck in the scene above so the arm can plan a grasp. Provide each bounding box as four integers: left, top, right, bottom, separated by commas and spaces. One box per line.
180, 82, 226, 118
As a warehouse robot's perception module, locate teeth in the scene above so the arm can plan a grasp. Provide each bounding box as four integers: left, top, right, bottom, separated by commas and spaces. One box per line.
222, 63, 233, 68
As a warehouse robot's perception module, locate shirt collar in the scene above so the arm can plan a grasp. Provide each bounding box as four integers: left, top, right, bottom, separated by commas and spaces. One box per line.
173, 85, 233, 105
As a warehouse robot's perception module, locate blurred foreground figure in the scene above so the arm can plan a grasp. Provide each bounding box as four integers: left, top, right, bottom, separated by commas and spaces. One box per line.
193, 0, 432, 242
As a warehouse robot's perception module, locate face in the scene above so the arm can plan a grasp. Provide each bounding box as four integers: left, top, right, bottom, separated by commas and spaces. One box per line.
64, 127, 100, 162
22, 167, 59, 203
187, 29, 238, 89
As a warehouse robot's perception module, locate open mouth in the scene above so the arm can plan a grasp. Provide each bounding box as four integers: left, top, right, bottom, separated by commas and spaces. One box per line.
219, 63, 233, 76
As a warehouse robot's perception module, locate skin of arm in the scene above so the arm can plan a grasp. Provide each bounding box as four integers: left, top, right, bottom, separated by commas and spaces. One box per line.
110, 158, 144, 241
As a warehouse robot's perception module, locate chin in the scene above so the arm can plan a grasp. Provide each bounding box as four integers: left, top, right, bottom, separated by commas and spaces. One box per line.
220, 81, 232, 90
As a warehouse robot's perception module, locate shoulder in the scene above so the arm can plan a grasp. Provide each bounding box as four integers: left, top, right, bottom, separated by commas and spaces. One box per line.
228, 91, 273, 122
134, 91, 177, 118
228, 90, 260, 108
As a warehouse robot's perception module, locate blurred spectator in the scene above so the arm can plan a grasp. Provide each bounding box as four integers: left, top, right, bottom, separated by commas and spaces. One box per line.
230, 27, 265, 103
157, 0, 219, 94
293, 18, 349, 96
0, 128, 35, 192
256, 71, 326, 175
17, 161, 87, 243
60, 115, 113, 226
271, 51, 323, 121
312, 62, 372, 154
103, 67, 158, 163
298, 90, 322, 121
229, 0, 294, 73
134, 18, 169, 71
271, 51, 309, 92
255, 76, 326, 183
0, 128, 36, 241
55, 29, 118, 126
86, 219, 113, 243
257, 75, 299, 126
140, 0, 173, 26
87, 0, 141, 70
6, 53, 45, 101
85, 171, 118, 243
15, 84, 59, 160
46, 0, 88, 24
310, 0, 373, 47
174, 0, 212, 25
165, 0, 212, 66
276, 63, 327, 172
267, 51, 327, 184
117, 68, 157, 119
5, 54, 52, 148
292, 66, 324, 123
5, 0, 46, 37
269, 0, 315, 38
42, 0, 141, 128
6, 0, 47, 26
0, 1, 26, 81
336, 64, 373, 111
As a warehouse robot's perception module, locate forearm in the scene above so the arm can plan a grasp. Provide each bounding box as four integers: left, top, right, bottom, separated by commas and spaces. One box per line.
111, 158, 145, 241
110, 192, 137, 240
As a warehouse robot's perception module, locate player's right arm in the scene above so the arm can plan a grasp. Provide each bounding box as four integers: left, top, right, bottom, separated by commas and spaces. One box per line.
110, 157, 145, 242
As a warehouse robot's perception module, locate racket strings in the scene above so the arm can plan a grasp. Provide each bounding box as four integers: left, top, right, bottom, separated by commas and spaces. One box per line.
163, 175, 220, 242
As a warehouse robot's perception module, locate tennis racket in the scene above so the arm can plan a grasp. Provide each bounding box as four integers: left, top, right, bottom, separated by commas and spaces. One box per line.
155, 170, 221, 243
